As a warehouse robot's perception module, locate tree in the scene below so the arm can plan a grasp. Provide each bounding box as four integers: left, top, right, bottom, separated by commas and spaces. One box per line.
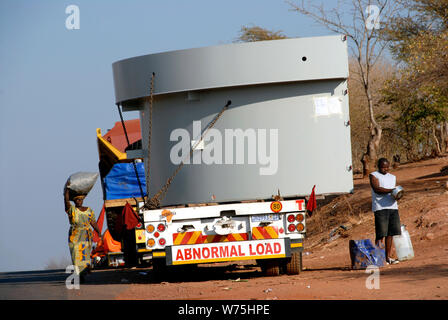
288, 0, 400, 176
235, 25, 288, 42
349, 58, 397, 172
382, 0, 448, 157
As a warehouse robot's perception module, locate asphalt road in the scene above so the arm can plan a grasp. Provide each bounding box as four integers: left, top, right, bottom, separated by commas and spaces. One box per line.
0, 263, 259, 300
0, 267, 156, 299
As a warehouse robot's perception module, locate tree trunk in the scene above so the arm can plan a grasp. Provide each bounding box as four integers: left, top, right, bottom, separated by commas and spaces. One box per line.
361, 84, 382, 177
439, 123, 445, 154
432, 125, 442, 157
444, 122, 448, 153
361, 124, 382, 176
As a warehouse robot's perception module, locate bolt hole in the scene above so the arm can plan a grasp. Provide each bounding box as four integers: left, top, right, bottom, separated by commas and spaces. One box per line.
301, 56, 307, 62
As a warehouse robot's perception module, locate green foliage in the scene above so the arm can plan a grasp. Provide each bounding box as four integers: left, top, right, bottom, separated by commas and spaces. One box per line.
235, 25, 288, 42
381, 0, 448, 159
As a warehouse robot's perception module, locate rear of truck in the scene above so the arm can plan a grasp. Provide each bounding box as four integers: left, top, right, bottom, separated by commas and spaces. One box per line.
137, 199, 307, 275
96, 123, 148, 267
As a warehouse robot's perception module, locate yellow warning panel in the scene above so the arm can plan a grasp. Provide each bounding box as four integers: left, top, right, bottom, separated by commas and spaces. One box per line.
135, 229, 146, 244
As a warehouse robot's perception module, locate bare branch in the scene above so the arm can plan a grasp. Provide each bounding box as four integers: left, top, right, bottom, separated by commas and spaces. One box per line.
287, 0, 399, 174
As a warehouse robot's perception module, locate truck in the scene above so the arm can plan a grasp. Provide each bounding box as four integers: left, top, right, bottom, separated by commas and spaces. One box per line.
109, 35, 353, 275
95, 119, 148, 267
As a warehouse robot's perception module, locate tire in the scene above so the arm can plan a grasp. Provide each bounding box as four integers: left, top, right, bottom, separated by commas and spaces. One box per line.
151, 258, 168, 281
152, 258, 167, 272
284, 251, 302, 275
259, 259, 281, 277
122, 229, 137, 267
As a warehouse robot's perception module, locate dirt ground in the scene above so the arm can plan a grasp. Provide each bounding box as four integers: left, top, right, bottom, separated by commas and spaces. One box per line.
89, 157, 448, 300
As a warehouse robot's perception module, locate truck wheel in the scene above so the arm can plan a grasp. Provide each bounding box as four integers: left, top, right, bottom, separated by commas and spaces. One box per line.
152, 258, 167, 273
258, 259, 280, 277
284, 252, 302, 275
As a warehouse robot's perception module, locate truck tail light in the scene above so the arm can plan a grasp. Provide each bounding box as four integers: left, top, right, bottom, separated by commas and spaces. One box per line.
147, 239, 155, 247
146, 224, 155, 233
159, 238, 166, 246
157, 223, 166, 232
136, 223, 143, 229
286, 212, 306, 233
154, 231, 160, 238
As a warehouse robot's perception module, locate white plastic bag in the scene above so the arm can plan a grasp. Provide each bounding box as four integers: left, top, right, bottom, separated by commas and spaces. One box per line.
65, 172, 99, 199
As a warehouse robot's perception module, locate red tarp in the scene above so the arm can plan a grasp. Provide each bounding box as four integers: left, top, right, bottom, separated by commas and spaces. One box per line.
103, 119, 141, 153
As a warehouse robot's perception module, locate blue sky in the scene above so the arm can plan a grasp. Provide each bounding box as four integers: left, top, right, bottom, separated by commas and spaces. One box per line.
0, 0, 342, 272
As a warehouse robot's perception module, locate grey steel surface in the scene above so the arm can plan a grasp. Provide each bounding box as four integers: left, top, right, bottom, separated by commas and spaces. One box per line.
112, 36, 348, 105
112, 36, 353, 206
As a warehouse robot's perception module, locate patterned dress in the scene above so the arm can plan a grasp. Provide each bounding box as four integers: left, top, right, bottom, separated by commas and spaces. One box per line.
67, 205, 95, 274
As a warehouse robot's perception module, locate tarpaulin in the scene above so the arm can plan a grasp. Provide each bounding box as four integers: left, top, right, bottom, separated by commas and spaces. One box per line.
349, 239, 385, 269
103, 162, 146, 200
93, 204, 105, 243
92, 229, 122, 259
114, 202, 142, 234
102, 230, 122, 253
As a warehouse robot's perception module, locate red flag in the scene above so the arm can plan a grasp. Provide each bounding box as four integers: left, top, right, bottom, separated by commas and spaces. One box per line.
306, 185, 317, 216
123, 202, 140, 230
93, 204, 105, 243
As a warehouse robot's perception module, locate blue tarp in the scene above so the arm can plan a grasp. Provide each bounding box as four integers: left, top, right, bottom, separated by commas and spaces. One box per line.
349, 239, 385, 269
103, 162, 147, 200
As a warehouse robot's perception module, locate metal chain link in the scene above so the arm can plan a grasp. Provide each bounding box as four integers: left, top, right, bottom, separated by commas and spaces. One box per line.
143, 97, 232, 210
145, 72, 155, 200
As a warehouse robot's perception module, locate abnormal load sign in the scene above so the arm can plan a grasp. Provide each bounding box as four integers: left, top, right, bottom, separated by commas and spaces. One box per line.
168, 239, 288, 265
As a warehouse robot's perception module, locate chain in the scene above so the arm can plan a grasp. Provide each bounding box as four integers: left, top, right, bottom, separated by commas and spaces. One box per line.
143, 99, 232, 209
146, 72, 155, 200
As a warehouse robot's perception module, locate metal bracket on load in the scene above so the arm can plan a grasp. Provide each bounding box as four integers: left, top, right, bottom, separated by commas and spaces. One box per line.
212, 216, 243, 235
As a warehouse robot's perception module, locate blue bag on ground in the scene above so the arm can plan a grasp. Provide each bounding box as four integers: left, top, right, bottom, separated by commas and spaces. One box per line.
349, 239, 385, 269
103, 162, 147, 200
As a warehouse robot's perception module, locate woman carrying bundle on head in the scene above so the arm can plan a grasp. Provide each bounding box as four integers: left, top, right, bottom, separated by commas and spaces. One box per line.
64, 181, 101, 282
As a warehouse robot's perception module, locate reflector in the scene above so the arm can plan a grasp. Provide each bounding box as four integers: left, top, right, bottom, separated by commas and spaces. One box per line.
147, 239, 155, 247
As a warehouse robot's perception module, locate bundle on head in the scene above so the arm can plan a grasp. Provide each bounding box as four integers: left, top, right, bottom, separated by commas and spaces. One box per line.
65, 172, 99, 201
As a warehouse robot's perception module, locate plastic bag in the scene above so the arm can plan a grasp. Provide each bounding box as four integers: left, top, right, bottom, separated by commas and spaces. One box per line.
65, 172, 99, 200
349, 239, 385, 269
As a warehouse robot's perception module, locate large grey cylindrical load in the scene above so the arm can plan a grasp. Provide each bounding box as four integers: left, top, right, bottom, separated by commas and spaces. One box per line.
112, 35, 354, 206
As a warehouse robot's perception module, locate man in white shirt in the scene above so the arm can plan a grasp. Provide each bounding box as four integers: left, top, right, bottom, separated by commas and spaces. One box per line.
369, 158, 401, 265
